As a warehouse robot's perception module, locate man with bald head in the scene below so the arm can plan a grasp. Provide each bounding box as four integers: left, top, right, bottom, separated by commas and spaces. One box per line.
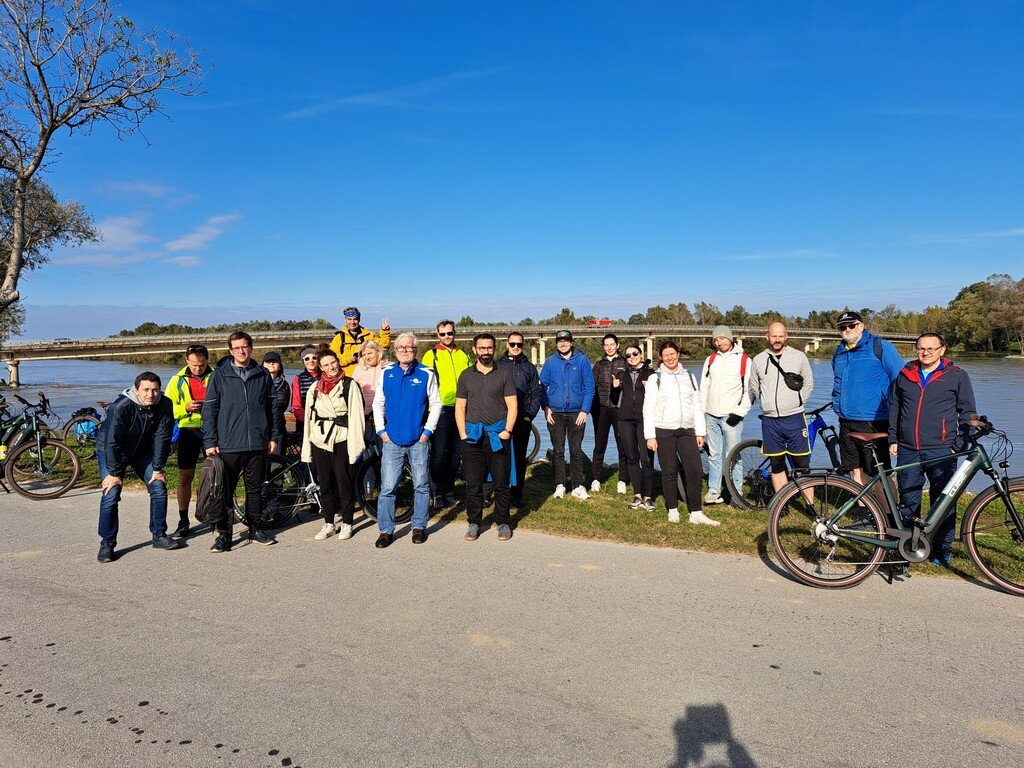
747, 322, 815, 493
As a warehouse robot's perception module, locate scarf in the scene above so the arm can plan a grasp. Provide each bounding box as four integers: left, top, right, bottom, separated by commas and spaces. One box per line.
317, 371, 344, 395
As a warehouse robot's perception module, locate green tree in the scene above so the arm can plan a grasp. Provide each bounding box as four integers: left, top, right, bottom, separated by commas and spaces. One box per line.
945, 282, 996, 351
693, 301, 723, 326
987, 273, 1024, 354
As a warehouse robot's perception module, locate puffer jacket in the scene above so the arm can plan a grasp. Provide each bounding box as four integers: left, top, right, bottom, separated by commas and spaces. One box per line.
592, 355, 629, 409
748, 347, 814, 418
699, 345, 752, 418
300, 377, 367, 463
202, 358, 282, 453
643, 365, 705, 439
291, 369, 319, 422
540, 348, 595, 414
889, 359, 977, 451
99, 387, 174, 475
617, 361, 655, 422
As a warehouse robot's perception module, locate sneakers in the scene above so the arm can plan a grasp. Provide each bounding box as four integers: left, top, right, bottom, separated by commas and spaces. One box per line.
172, 519, 190, 538
314, 523, 337, 540
704, 490, 724, 505
689, 510, 721, 527
464, 524, 480, 541
337, 523, 353, 540
616, 481, 627, 494
552, 484, 566, 499
444, 492, 459, 507
248, 527, 276, 546
642, 499, 657, 512
590, 480, 601, 493
497, 524, 512, 541
152, 535, 182, 551
930, 554, 951, 568
210, 534, 231, 553
571, 486, 590, 500
667, 509, 681, 523
628, 496, 644, 510
97, 543, 115, 563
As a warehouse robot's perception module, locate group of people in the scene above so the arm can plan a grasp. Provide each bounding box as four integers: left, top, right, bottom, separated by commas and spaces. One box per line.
94, 308, 977, 568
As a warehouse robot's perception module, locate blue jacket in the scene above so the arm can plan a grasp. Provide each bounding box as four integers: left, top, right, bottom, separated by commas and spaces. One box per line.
202, 358, 282, 453
372, 360, 442, 447
888, 359, 977, 452
540, 348, 595, 414
496, 352, 542, 420
831, 330, 904, 421
99, 387, 174, 476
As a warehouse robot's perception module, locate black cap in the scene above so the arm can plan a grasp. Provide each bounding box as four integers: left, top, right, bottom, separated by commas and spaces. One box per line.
837, 311, 862, 325
263, 352, 282, 364
555, 330, 574, 341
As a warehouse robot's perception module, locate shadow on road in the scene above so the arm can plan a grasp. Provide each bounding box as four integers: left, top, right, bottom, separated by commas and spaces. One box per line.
669, 703, 758, 768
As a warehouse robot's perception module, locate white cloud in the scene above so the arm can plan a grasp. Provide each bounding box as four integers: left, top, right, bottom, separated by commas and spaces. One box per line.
164, 214, 241, 252
165, 255, 202, 268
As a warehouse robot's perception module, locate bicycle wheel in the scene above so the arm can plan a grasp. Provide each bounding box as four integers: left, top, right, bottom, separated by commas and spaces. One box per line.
355, 453, 414, 524
62, 415, 101, 461
768, 474, 887, 588
962, 477, 1024, 597
233, 455, 307, 528
4, 439, 81, 500
526, 422, 541, 464
724, 439, 775, 510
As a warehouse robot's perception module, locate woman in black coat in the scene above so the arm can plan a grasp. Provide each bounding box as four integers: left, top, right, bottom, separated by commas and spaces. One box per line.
617, 344, 656, 510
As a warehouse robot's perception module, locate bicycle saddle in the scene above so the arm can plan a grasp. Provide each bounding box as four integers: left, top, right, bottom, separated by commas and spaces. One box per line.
848, 431, 888, 442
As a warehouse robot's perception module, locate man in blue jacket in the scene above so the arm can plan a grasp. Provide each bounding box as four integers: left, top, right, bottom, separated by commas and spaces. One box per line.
202, 331, 281, 552
540, 330, 595, 499
888, 333, 977, 566
96, 372, 181, 563
371, 332, 442, 548
831, 311, 904, 489
497, 331, 543, 507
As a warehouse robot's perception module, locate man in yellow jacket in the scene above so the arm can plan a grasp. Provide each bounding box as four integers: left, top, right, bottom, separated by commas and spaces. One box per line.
329, 306, 392, 375
164, 344, 213, 538
421, 319, 471, 507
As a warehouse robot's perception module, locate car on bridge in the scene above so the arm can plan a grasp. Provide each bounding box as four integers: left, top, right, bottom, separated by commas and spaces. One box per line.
53, 338, 73, 344
587, 318, 612, 328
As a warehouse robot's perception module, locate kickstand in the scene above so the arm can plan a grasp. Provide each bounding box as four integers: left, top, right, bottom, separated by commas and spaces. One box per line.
882, 556, 910, 584
0, 477, 9, 494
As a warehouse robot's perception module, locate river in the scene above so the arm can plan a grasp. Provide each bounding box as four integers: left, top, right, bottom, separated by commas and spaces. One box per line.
12, 356, 1024, 488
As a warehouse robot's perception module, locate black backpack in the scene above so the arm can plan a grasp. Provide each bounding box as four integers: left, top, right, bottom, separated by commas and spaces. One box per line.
195, 454, 226, 524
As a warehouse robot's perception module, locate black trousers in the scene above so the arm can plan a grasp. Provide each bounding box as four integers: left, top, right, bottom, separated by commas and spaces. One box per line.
219, 450, 266, 534
591, 404, 627, 481
509, 417, 533, 504
311, 442, 354, 525
462, 438, 511, 526
618, 418, 655, 498
429, 406, 462, 497
547, 411, 587, 488
655, 427, 703, 512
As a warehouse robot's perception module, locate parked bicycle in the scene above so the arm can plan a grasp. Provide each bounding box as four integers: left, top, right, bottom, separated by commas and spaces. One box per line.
767, 414, 1024, 596
723, 402, 841, 511
61, 401, 109, 460
0, 392, 81, 500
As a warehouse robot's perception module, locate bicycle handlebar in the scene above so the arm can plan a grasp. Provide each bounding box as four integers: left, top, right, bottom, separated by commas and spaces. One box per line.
806, 402, 833, 418
967, 413, 993, 437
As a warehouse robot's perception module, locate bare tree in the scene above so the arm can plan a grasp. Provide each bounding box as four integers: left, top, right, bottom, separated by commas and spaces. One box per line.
0, 0, 204, 313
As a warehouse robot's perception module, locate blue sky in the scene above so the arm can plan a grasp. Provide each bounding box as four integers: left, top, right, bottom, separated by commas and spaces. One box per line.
19, 0, 1023, 339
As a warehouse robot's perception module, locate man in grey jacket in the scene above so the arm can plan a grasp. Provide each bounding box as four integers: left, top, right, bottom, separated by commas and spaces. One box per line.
747, 322, 814, 494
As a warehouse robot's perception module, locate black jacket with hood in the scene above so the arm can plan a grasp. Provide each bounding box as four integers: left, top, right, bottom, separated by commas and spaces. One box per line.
202, 358, 282, 453
616, 361, 656, 422
99, 387, 174, 476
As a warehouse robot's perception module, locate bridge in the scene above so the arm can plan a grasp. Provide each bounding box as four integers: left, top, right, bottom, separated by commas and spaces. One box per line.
0, 325, 920, 386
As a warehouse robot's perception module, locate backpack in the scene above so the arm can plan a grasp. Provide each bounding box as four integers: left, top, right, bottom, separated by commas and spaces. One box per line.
704, 351, 750, 405
195, 454, 226, 524
832, 335, 883, 365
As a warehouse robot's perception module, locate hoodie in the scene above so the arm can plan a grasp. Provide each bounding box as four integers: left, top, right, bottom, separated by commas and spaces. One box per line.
98, 387, 174, 476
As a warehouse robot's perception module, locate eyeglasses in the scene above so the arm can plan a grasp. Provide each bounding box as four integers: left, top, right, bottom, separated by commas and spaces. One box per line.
186, 345, 208, 356
838, 323, 859, 332
438, 331, 454, 337
508, 342, 524, 348
626, 351, 641, 358
916, 347, 942, 353
395, 345, 416, 352
302, 354, 317, 362
230, 345, 250, 352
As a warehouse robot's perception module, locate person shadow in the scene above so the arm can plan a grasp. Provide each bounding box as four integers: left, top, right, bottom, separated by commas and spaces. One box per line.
668, 703, 758, 768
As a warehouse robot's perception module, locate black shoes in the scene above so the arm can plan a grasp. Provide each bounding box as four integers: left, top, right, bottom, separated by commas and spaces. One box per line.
97, 543, 115, 563
152, 535, 182, 551
411, 528, 428, 544
172, 519, 190, 538
248, 527, 276, 546
375, 532, 393, 549
210, 534, 231, 553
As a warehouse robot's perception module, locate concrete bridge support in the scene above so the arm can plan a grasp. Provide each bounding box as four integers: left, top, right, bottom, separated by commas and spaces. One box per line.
537, 339, 547, 364
6, 361, 19, 388
645, 337, 654, 362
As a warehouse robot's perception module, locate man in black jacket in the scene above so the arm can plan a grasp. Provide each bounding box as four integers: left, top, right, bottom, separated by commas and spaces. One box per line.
97, 372, 181, 563
202, 331, 282, 552
496, 331, 543, 507
590, 333, 629, 494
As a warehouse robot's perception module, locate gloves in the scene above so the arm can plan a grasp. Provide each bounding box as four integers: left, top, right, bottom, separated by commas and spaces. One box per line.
725, 413, 742, 427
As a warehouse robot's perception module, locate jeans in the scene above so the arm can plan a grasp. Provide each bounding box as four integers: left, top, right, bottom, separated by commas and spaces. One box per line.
377, 439, 431, 533
705, 414, 744, 495
547, 411, 587, 489
897, 446, 958, 557
429, 406, 462, 497
462, 437, 511, 526
97, 448, 168, 547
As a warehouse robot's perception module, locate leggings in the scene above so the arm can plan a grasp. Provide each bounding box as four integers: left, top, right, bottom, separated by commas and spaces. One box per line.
617, 418, 654, 498
655, 427, 703, 512
311, 442, 354, 525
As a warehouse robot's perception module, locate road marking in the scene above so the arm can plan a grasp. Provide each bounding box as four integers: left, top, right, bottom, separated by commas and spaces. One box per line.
579, 563, 601, 571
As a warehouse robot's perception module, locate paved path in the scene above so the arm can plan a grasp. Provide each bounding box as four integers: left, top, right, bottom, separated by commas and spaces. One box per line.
1, 489, 1022, 768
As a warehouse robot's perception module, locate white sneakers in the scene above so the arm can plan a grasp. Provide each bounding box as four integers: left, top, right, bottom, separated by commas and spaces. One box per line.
689, 510, 721, 526
590, 480, 601, 493
314, 523, 337, 540
553, 484, 566, 499
616, 481, 627, 494
667, 509, 681, 523
704, 490, 724, 505
337, 523, 353, 540
571, 486, 590, 500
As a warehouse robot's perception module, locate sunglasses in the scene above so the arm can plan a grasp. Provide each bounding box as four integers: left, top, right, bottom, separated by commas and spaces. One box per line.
186, 345, 208, 356
438, 331, 455, 337
302, 354, 317, 362
838, 323, 858, 331
508, 341, 524, 348
626, 351, 641, 358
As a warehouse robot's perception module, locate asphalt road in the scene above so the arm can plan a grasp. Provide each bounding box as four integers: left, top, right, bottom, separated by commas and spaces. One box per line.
1, 488, 1022, 768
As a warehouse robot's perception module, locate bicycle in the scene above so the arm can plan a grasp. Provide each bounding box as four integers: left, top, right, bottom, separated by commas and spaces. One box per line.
61, 401, 109, 461
0, 392, 81, 500
723, 402, 841, 511
767, 414, 1024, 596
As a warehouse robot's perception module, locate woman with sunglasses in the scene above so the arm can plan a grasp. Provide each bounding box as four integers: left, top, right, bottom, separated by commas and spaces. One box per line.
290, 344, 321, 429
616, 344, 656, 511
